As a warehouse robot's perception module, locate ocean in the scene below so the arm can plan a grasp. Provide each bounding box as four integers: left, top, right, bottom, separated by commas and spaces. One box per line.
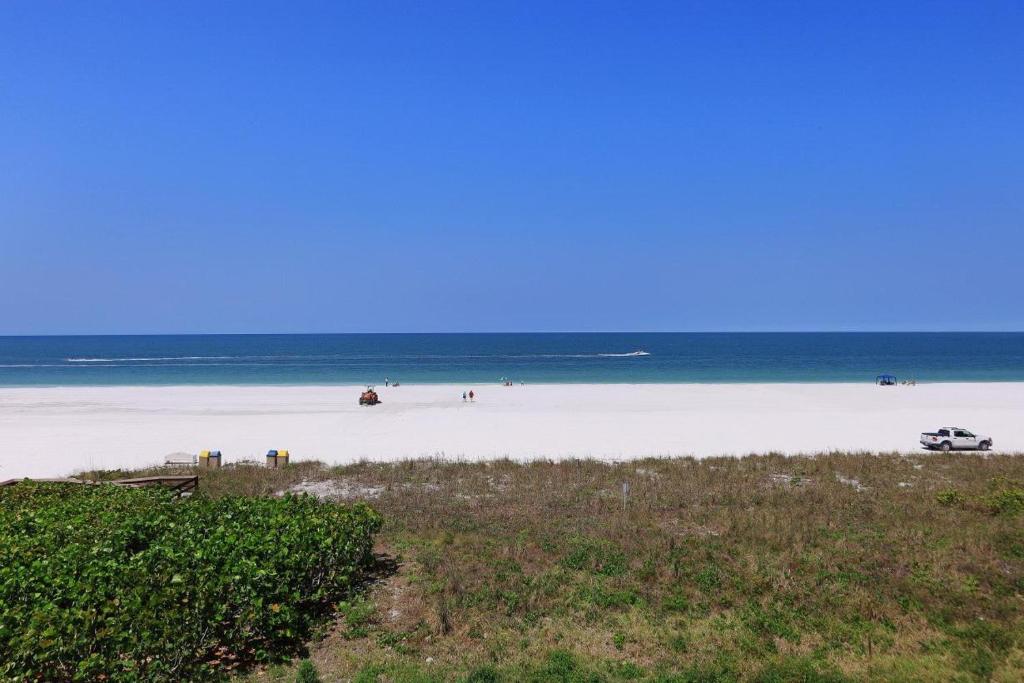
0, 333, 1022, 386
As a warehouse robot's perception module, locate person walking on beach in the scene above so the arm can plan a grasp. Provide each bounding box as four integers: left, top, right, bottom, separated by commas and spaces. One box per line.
469, 390, 475, 402
462, 391, 467, 402
385, 377, 390, 387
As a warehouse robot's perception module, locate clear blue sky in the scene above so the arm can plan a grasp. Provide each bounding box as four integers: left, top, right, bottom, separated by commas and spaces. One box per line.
2, 1, 1022, 334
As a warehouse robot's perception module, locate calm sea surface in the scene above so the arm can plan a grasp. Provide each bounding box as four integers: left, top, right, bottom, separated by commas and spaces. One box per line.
1, 333, 1022, 386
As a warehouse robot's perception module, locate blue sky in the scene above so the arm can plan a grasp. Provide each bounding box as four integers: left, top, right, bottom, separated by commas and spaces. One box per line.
2, 1, 1022, 333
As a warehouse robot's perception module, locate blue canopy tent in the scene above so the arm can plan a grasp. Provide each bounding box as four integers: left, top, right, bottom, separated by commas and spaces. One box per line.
876, 374, 897, 386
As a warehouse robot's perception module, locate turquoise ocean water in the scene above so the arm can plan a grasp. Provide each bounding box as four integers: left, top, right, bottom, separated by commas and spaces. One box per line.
0, 333, 1022, 386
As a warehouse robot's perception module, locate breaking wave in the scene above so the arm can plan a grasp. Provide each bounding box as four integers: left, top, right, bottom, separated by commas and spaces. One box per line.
66, 356, 234, 362
61, 352, 650, 363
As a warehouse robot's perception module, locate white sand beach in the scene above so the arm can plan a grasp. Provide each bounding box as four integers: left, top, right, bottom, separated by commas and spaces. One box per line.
1, 382, 1022, 479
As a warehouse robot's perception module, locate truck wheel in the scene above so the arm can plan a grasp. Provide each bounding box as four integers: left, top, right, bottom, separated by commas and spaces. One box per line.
939, 441, 952, 452
979, 441, 991, 451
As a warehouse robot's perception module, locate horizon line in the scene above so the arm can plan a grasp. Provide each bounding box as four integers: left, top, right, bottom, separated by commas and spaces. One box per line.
2, 330, 1024, 338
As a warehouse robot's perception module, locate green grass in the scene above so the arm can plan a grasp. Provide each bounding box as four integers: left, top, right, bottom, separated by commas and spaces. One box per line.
87, 453, 1024, 681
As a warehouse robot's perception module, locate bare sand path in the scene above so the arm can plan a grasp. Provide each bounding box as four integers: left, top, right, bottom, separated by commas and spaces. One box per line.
1, 383, 1022, 479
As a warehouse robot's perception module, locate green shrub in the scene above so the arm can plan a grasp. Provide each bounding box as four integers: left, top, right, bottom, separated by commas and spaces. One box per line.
562, 538, 628, 577
936, 489, 966, 507
616, 660, 644, 679
466, 664, 501, 682
983, 487, 1024, 515
339, 596, 376, 638
544, 649, 578, 677
662, 590, 690, 613
695, 565, 722, 592
520, 649, 609, 682
937, 480, 1024, 515
741, 604, 801, 643
0, 482, 382, 681
296, 659, 322, 683
577, 583, 640, 609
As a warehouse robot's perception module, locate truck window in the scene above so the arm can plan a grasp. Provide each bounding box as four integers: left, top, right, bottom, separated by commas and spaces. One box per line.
954, 431, 968, 437
938, 429, 950, 437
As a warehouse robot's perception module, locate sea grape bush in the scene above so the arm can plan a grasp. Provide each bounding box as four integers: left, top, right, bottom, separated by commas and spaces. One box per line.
0, 482, 382, 681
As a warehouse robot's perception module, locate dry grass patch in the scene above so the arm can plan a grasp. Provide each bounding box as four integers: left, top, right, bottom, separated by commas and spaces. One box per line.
102, 452, 1023, 682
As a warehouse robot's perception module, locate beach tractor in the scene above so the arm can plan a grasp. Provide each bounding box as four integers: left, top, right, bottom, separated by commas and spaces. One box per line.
359, 387, 381, 406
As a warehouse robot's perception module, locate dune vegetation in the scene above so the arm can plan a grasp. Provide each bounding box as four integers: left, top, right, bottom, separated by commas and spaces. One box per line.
0, 482, 381, 681
64, 452, 1024, 682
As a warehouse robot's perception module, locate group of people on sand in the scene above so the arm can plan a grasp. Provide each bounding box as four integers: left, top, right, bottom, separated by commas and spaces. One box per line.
384, 377, 400, 387
462, 390, 475, 402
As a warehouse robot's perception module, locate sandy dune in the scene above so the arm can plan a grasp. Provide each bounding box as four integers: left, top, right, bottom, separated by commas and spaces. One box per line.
1, 382, 1022, 479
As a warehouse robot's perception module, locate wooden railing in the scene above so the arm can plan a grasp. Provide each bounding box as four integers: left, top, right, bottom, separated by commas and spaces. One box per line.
0, 475, 199, 497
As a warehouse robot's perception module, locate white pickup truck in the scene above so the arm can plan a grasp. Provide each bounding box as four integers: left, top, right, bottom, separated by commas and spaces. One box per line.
920, 427, 993, 451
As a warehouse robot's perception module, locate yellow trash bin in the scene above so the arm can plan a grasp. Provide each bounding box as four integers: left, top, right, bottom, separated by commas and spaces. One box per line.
266, 449, 289, 468
199, 450, 221, 469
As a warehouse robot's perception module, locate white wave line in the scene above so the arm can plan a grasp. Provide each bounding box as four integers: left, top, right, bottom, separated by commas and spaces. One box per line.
65, 356, 235, 362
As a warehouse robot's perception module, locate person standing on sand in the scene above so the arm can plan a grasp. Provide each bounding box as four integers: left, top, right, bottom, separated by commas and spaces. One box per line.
462, 391, 467, 402
385, 377, 389, 387
469, 390, 475, 402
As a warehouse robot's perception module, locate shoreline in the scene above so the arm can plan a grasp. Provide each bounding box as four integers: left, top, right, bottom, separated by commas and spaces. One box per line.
5, 377, 1024, 389
2, 382, 1022, 479
6, 379, 1004, 389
